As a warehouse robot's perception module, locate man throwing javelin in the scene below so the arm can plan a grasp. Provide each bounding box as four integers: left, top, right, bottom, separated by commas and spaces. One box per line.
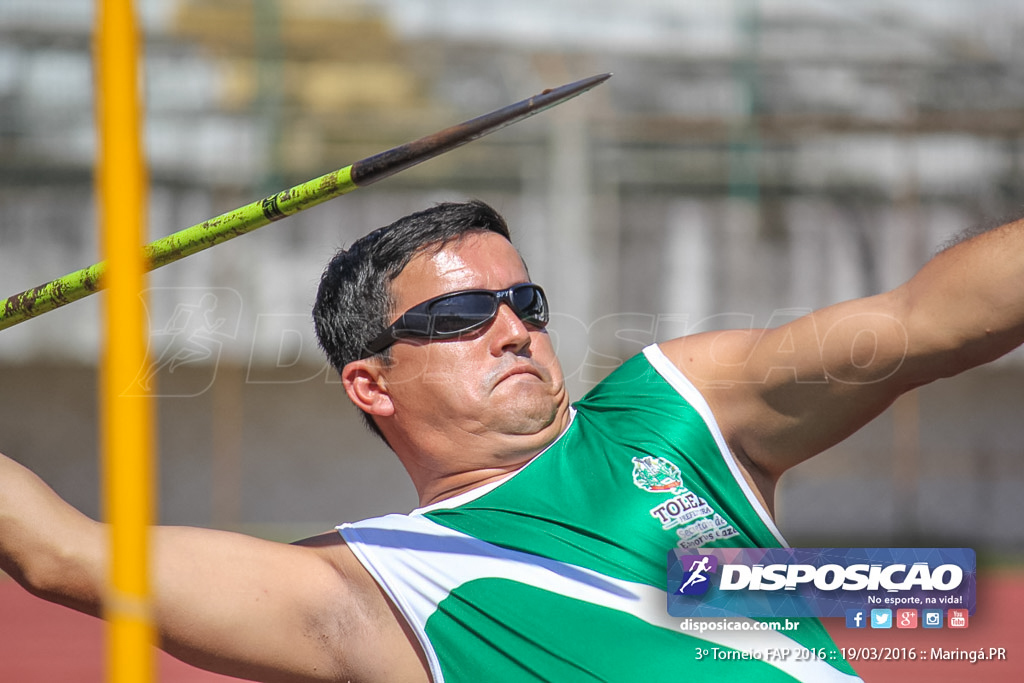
2, 200, 1023, 681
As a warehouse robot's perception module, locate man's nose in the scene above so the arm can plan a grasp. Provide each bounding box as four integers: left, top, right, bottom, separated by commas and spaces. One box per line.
489, 303, 531, 354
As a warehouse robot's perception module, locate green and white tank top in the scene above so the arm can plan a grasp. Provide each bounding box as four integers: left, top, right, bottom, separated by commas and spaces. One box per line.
338, 345, 861, 682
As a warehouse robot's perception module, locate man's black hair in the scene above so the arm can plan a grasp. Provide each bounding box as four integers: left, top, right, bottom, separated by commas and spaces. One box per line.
313, 200, 513, 442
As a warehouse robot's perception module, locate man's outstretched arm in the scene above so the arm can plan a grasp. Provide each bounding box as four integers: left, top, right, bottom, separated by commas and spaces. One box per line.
0, 452, 428, 683
660, 218, 1024, 497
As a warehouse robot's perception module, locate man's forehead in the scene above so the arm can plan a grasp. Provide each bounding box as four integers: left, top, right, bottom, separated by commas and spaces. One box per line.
426, 240, 477, 279
393, 232, 528, 300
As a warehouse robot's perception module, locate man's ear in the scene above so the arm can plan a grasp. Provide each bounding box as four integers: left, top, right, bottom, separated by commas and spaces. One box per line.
341, 360, 395, 418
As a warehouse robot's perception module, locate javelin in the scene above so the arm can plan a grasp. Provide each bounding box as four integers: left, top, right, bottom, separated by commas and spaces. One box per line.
0, 72, 611, 332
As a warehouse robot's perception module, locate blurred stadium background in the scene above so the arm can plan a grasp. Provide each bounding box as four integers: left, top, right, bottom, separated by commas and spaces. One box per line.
1, 0, 1022, 680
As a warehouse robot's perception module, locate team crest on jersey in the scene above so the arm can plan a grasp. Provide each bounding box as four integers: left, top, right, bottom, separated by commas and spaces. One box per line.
631, 456, 685, 494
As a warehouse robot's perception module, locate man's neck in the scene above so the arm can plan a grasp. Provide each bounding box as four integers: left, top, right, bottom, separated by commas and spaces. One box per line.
407, 406, 574, 507
416, 462, 531, 507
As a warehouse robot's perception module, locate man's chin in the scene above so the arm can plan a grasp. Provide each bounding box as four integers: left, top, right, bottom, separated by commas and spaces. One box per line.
490, 399, 563, 439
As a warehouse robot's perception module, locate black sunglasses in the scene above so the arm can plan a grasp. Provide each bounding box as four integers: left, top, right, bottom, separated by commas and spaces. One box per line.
364, 283, 549, 356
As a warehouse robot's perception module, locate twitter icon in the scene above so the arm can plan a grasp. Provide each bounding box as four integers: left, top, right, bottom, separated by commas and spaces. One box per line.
870, 609, 892, 629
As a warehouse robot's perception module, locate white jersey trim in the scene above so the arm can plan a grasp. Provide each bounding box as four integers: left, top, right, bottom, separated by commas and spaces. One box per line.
339, 521, 445, 682
338, 513, 859, 683
643, 344, 789, 547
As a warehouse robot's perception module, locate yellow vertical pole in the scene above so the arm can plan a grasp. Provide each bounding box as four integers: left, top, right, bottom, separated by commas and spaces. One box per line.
96, 1, 155, 682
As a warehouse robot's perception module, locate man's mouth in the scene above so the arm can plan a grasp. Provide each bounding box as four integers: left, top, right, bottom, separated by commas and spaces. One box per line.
494, 363, 544, 386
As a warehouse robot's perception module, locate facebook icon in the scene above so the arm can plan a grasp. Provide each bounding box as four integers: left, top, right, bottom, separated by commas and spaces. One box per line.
845, 609, 867, 629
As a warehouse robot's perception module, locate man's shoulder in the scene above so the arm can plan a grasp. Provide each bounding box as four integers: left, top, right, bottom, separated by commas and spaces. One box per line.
577, 345, 685, 406
285, 528, 432, 681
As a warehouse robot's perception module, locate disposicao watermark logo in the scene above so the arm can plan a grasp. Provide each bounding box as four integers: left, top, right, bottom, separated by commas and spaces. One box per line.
667, 548, 976, 618
676, 555, 719, 595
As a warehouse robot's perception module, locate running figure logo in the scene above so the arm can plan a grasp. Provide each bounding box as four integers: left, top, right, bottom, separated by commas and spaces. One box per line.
675, 554, 718, 596
125, 288, 243, 397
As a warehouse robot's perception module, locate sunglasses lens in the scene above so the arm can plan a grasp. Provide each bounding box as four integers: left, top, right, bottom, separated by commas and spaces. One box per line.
512, 285, 548, 325
382, 284, 550, 350
428, 292, 498, 334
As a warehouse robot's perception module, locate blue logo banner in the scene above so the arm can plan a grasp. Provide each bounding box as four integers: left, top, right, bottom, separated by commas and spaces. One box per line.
667, 547, 975, 618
